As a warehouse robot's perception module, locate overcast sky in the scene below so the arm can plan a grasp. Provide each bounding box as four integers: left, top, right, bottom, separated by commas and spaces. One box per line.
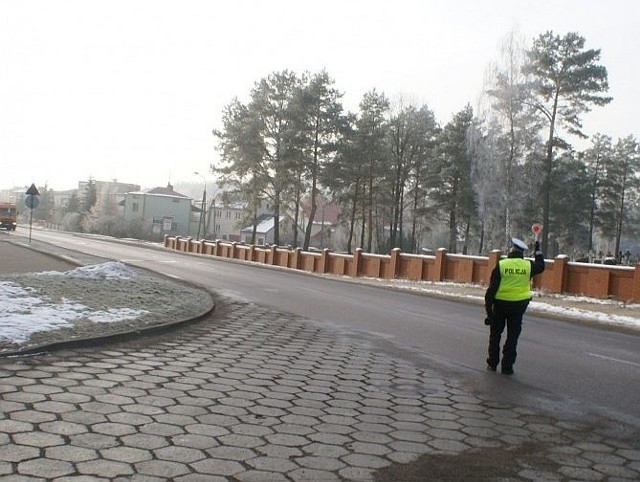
1, 0, 638, 193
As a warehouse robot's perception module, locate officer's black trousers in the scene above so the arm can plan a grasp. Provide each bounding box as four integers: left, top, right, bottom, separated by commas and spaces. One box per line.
487, 300, 529, 370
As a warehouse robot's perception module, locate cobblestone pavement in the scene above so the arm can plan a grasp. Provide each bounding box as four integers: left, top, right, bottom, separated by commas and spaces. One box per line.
1, 299, 639, 481
1, 235, 639, 480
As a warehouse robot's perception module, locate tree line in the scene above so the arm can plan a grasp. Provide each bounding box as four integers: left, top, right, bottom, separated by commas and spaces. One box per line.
22, 31, 636, 258
212, 30, 638, 259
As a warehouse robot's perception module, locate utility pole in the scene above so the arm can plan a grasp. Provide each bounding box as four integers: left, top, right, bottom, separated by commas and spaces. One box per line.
194, 172, 207, 239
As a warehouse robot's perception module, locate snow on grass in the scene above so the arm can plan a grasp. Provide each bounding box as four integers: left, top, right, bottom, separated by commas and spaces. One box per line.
1, 262, 148, 345
36, 261, 136, 280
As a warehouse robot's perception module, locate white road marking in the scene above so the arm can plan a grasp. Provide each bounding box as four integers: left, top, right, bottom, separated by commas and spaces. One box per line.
588, 352, 640, 368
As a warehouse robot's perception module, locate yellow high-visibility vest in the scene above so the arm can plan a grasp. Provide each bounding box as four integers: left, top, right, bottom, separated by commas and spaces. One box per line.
495, 258, 531, 301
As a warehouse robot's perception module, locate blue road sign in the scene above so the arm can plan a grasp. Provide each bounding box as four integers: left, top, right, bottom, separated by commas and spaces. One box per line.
25, 194, 40, 209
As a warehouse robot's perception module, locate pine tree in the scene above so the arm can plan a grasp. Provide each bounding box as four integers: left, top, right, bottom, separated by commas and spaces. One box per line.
292, 70, 345, 251
430, 105, 476, 253
524, 31, 612, 254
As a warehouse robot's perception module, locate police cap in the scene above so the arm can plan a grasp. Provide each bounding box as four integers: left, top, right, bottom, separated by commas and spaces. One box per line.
511, 237, 528, 251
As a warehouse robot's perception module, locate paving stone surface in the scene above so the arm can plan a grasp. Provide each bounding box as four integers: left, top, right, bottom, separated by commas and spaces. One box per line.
0, 299, 639, 481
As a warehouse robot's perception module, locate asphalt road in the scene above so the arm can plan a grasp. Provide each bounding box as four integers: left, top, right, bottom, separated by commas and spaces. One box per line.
16, 228, 640, 429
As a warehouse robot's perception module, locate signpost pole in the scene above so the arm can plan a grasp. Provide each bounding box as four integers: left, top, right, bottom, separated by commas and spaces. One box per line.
29, 201, 33, 243
25, 184, 40, 245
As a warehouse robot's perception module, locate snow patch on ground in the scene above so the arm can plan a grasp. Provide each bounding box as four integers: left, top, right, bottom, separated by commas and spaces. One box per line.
36, 261, 136, 280
372, 278, 640, 331
1, 262, 148, 344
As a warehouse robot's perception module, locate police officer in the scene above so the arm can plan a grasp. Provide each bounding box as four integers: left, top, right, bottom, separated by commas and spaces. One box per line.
485, 238, 545, 375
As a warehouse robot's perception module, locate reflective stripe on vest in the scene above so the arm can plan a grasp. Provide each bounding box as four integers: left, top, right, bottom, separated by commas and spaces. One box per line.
495, 258, 531, 301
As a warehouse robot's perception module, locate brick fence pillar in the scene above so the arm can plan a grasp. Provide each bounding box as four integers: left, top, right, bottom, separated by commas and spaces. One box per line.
487, 250, 501, 283
632, 265, 640, 302
551, 255, 569, 294
293, 248, 302, 270
390, 248, 401, 279
320, 249, 330, 274
351, 248, 363, 278
434, 248, 447, 281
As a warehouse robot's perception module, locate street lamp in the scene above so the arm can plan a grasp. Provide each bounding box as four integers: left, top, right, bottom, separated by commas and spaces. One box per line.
194, 171, 207, 239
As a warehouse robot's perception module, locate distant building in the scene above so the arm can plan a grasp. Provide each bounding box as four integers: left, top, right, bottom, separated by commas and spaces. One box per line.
123, 183, 197, 237
298, 199, 341, 250
240, 216, 286, 245
207, 197, 272, 241
52, 190, 76, 211
0, 188, 22, 203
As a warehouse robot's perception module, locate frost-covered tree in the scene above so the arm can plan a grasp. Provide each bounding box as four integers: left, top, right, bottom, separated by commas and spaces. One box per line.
583, 134, 613, 252
86, 184, 123, 236
82, 178, 97, 213
480, 30, 544, 249
598, 136, 640, 256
